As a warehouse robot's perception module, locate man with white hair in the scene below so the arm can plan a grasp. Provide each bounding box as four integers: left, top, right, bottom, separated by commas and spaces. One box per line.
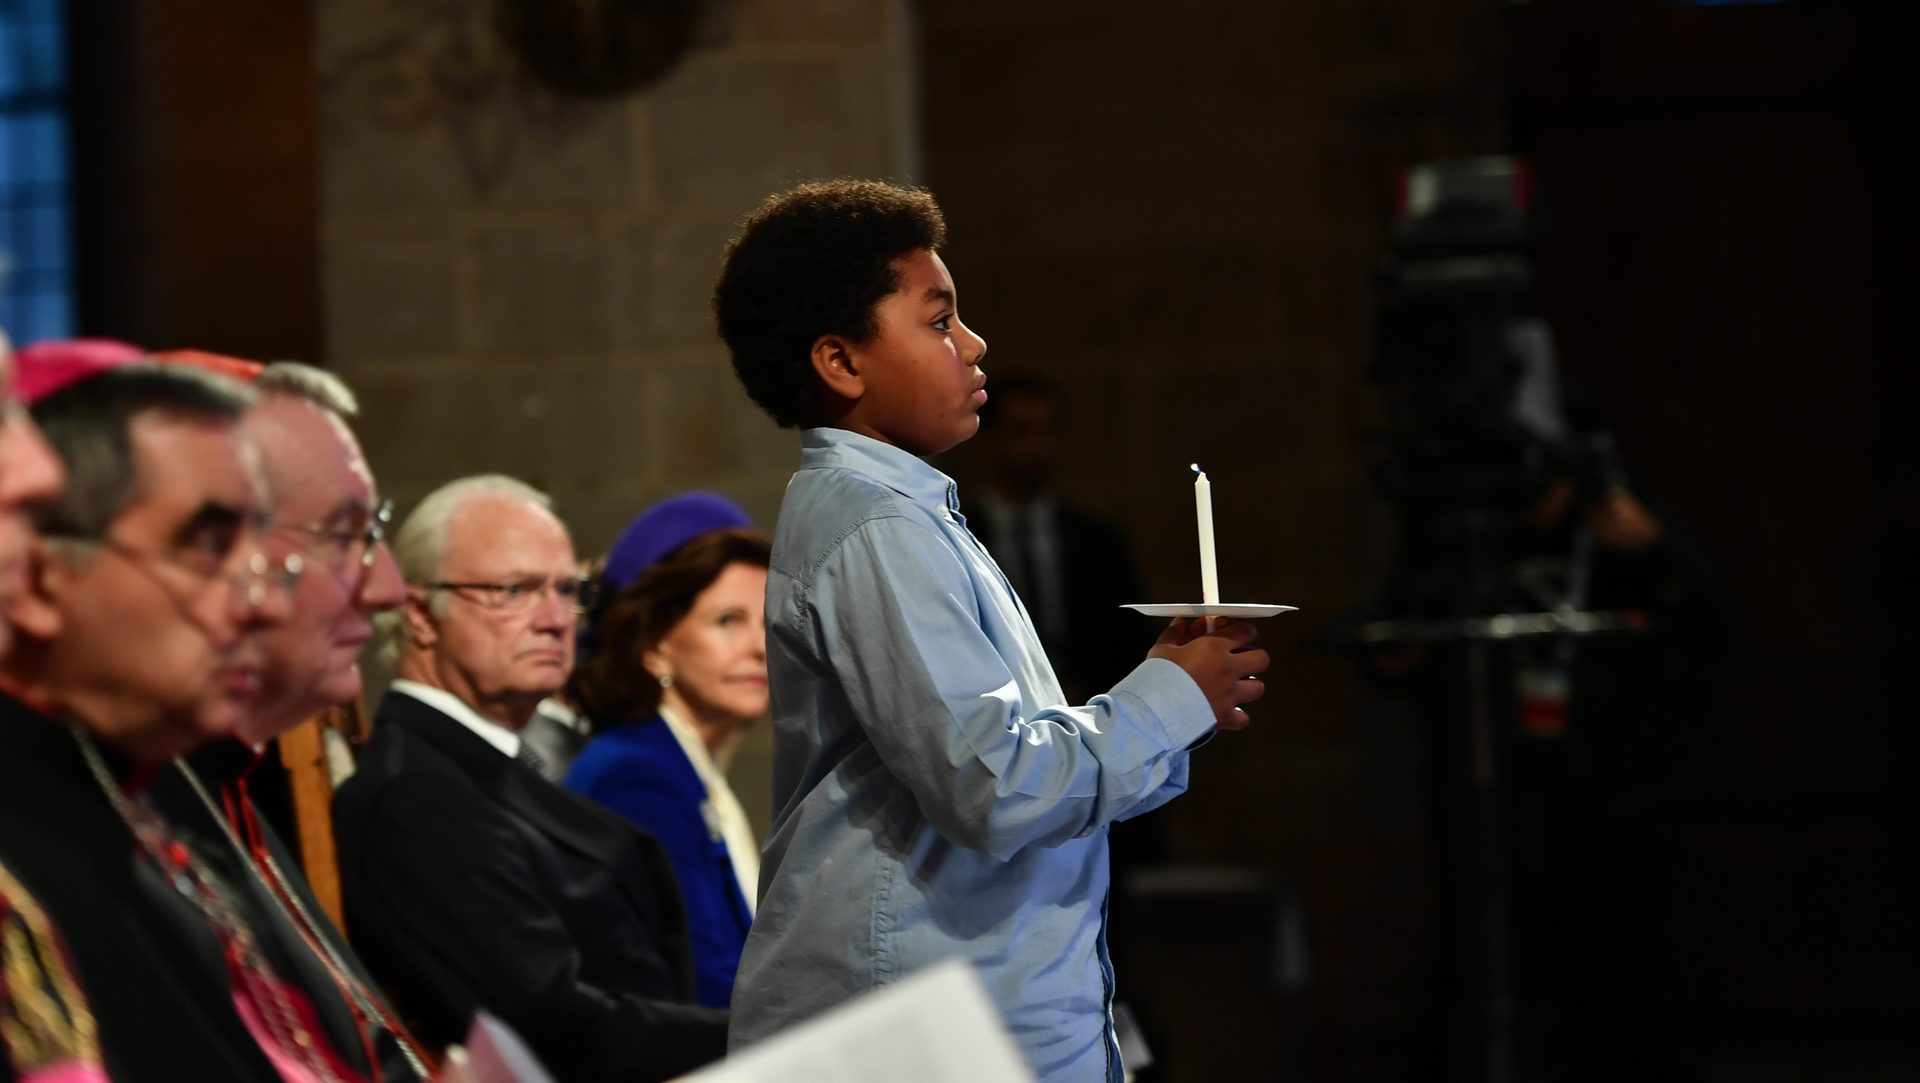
333, 475, 726, 1083
143, 360, 430, 1081
245, 362, 409, 736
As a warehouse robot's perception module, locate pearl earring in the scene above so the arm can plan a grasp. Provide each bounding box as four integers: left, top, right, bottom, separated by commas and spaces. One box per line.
658, 673, 673, 689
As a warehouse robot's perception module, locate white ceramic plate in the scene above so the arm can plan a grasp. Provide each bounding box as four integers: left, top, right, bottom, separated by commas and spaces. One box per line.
1122, 603, 1299, 619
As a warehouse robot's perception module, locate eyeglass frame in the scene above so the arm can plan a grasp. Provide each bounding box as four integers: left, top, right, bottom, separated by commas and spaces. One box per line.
272, 497, 393, 576
424, 574, 597, 616
46, 530, 305, 611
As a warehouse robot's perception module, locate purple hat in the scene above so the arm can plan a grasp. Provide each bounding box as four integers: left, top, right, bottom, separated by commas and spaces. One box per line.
602, 491, 754, 596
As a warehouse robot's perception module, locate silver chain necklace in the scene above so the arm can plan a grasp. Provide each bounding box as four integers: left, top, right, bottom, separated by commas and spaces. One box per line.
71, 726, 346, 1083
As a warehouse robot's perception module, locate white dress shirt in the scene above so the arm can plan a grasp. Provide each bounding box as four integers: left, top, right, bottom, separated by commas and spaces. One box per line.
389, 679, 524, 759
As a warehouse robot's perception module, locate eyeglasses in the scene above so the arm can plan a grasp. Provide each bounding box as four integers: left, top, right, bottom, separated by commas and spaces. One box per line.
274, 498, 393, 577
58, 533, 305, 611
427, 575, 596, 615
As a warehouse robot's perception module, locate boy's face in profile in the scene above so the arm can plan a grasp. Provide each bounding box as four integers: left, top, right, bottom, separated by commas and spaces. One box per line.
841, 248, 989, 457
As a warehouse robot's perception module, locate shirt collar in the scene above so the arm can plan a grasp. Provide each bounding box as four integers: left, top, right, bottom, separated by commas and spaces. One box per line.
390, 679, 522, 759
656, 702, 762, 915
800, 428, 960, 517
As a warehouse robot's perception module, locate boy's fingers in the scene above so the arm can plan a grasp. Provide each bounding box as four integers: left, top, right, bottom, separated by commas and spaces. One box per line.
1204, 620, 1259, 649
1231, 677, 1267, 705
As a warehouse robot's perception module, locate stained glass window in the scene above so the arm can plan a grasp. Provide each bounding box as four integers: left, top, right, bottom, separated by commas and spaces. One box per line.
0, 0, 74, 344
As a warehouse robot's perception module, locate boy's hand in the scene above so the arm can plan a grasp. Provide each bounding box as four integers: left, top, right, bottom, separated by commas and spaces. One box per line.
1148, 618, 1270, 731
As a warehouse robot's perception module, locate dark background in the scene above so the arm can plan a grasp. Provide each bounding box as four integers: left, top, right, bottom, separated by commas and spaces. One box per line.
64, 0, 1917, 1078
920, 2, 1915, 1076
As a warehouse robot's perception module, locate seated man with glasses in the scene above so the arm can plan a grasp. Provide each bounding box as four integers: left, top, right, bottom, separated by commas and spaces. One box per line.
245, 361, 405, 742
333, 474, 727, 1083
141, 360, 434, 1082
0, 362, 322, 1081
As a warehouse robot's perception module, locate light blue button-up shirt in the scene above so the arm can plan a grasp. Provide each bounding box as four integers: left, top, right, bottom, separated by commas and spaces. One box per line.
730, 428, 1215, 1082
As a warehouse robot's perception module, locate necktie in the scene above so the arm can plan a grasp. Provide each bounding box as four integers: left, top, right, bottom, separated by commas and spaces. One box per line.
515, 743, 548, 778
1018, 511, 1048, 642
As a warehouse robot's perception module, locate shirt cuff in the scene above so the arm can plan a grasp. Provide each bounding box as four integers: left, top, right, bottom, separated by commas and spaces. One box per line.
1110, 657, 1217, 751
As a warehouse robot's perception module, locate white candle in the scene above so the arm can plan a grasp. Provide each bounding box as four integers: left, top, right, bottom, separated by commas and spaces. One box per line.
1192, 463, 1219, 604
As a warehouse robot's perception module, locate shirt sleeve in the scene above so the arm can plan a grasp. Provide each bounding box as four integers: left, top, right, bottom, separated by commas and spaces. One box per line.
809, 511, 1215, 862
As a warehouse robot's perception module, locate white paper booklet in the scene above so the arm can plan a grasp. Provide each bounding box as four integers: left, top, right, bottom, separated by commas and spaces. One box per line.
440, 1011, 558, 1083
678, 957, 1035, 1083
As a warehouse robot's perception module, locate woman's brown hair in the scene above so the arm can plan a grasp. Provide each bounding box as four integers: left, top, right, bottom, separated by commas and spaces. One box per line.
569, 527, 772, 727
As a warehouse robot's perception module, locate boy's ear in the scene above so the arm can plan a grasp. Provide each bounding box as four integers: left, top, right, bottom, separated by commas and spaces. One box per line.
809, 334, 865, 403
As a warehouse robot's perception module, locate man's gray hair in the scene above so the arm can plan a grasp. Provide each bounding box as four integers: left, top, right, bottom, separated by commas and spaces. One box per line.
376, 474, 556, 662
255, 361, 360, 418
29, 363, 256, 540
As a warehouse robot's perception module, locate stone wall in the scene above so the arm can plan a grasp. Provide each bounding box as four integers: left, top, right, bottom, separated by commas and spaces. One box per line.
315, 0, 920, 828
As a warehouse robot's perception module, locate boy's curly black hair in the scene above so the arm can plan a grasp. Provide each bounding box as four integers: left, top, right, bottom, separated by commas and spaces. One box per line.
713, 179, 946, 429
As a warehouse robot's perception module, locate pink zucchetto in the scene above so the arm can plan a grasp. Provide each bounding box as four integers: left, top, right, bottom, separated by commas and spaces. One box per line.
11, 338, 145, 404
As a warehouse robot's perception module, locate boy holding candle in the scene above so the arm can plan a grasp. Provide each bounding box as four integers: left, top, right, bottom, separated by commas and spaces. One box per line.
714, 179, 1271, 1083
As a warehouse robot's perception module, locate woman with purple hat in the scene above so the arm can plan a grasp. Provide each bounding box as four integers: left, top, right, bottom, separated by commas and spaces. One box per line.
564, 492, 770, 1010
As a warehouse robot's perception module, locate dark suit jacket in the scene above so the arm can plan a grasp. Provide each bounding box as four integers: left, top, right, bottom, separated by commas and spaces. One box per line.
564, 716, 754, 1010
0, 692, 286, 1083
333, 690, 727, 1083
968, 498, 1150, 702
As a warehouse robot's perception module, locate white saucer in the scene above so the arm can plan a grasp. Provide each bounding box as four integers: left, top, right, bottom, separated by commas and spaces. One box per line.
1122, 603, 1299, 619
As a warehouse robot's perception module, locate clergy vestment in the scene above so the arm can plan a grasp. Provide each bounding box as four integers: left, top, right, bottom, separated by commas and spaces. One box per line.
0, 691, 301, 1083
145, 739, 428, 1081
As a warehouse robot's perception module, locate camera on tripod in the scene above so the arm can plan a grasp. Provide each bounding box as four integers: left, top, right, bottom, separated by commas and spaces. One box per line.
1368, 156, 1619, 562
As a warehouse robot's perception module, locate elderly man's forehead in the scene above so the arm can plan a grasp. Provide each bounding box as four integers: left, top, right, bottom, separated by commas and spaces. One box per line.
442, 494, 574, 568
245, 395, 369, 509
238, 431, 274, 516
247, 391, 344, 446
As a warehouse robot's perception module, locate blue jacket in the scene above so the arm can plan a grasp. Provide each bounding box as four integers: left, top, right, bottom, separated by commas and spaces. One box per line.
566, 718, 753, 1009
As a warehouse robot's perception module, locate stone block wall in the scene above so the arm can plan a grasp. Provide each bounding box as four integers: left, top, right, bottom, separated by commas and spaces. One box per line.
315, 0, 920, 828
